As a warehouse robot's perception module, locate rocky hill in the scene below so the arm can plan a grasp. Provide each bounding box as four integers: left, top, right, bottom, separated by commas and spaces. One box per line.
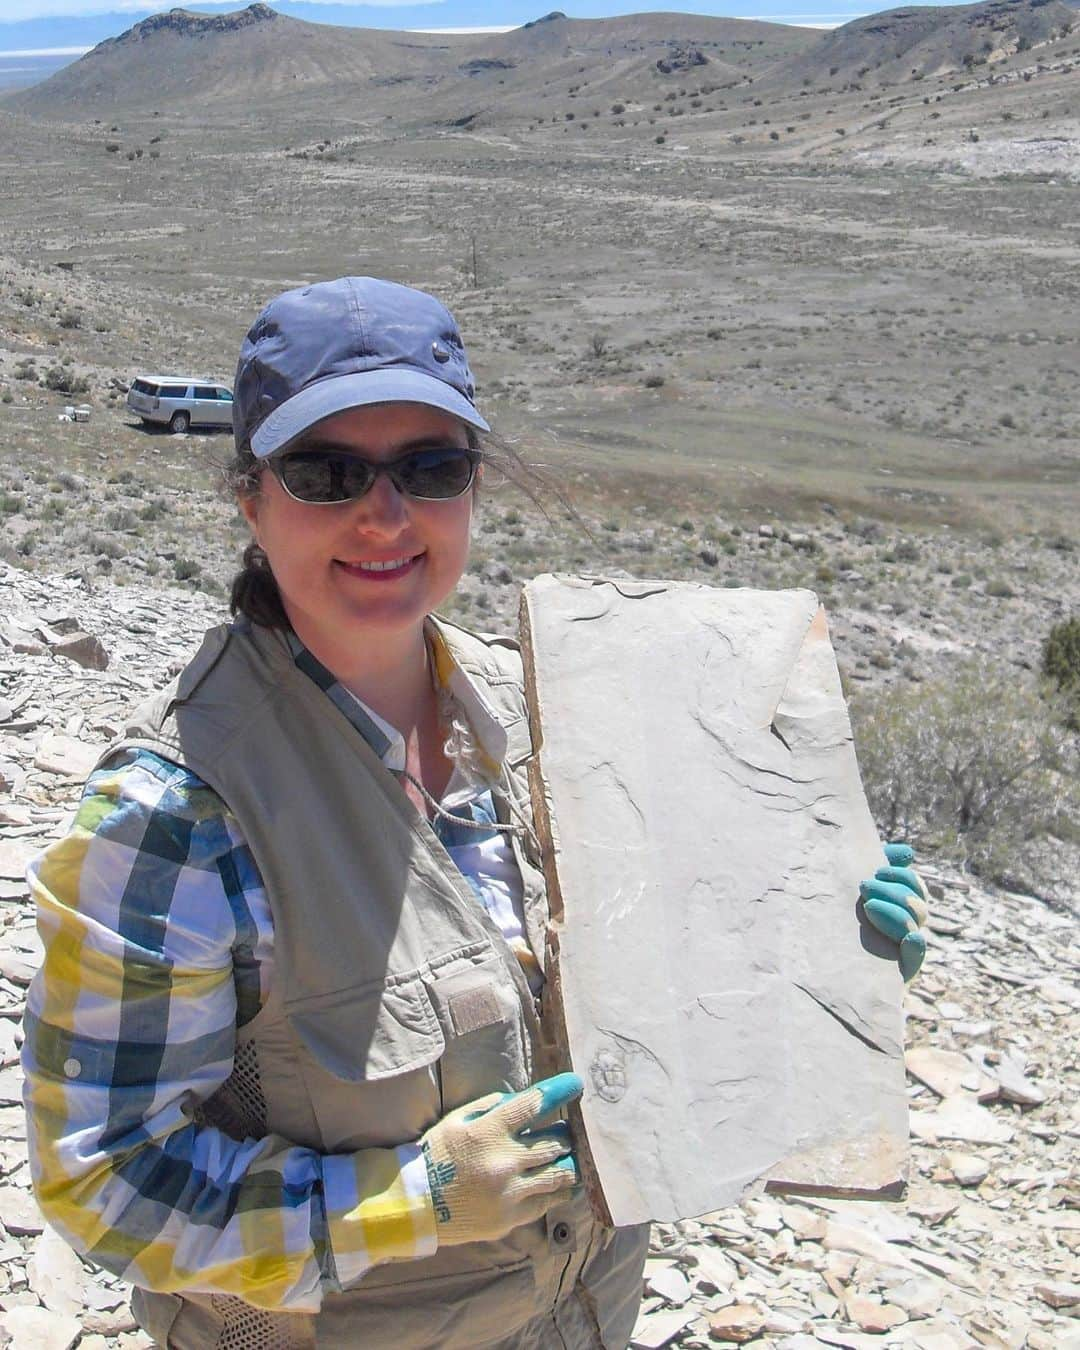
4, 3, 469, 114
772, 0, 1078, 89
3, 4, 813, 119
5, 0, 1076, 159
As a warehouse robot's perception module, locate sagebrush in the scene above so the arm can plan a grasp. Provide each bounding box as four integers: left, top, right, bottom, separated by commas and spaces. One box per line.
851, 660, 1078, 881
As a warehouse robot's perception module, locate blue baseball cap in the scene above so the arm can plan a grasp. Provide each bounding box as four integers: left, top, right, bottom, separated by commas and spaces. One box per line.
234, 276, 489, 459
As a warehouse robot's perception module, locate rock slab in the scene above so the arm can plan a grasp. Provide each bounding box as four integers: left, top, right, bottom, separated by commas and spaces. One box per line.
520, 576, 908, 1227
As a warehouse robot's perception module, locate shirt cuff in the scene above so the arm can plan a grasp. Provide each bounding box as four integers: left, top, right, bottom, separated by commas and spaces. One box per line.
323, 1144, 438, 1289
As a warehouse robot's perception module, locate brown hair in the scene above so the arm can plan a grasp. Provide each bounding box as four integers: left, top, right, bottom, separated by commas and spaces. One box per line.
224, 423, 564, 629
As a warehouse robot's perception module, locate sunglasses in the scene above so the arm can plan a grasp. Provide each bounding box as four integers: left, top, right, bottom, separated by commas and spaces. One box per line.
269, 444, 482, 505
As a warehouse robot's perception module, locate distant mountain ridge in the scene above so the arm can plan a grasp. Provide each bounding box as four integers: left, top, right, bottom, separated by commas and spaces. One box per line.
3, 0, 1074, 122
4, 5, 813, 117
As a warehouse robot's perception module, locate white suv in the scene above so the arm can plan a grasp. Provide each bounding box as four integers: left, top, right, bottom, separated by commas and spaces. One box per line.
126, 376, 234, 433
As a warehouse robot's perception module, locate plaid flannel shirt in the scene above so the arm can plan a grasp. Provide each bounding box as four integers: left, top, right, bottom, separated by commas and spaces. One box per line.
22, 624, 533, 1311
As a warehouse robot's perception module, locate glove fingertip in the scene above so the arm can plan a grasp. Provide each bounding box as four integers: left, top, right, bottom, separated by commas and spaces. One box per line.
535, 1073, 585, 1117
884, 842, 915, 867
863, 897, 915, 945
900, 931, 926, 982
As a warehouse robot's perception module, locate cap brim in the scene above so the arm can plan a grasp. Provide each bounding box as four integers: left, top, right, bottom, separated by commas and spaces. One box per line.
250, 368, 490, 459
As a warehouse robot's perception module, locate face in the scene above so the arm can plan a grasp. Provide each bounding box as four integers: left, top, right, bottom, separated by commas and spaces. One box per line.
240, 402, 476, 663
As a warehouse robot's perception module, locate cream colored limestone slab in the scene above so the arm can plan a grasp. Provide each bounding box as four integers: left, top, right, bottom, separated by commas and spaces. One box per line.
520, 576, 907, 1226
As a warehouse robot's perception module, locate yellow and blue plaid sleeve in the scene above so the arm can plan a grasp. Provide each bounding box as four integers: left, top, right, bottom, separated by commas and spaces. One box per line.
21, 750, 435, 1311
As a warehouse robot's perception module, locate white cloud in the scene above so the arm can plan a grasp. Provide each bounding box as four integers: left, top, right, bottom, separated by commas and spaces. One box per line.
0, 44, 92, 54
409, 25, 515, 33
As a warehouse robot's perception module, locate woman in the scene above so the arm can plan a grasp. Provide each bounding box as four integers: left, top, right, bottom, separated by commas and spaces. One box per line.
22, 276, 928, 1349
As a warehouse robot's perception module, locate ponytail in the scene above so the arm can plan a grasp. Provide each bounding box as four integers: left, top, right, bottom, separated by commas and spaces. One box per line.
229, 540, 289, 629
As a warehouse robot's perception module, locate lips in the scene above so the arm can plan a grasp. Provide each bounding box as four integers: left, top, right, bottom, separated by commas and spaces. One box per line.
336, 552, 423, 580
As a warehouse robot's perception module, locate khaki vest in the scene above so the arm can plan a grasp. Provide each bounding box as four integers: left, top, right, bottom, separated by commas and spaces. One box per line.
113, 618, 646, 1350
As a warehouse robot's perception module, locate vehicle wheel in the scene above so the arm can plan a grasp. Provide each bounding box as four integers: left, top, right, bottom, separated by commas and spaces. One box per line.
169, 411, 191, 434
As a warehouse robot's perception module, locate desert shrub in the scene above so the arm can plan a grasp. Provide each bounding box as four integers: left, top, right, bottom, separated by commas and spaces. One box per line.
852, 660, 1078, 880
104, 507, 139, 531
643, 374, 665, 388
985, 578, 1015, 598
57, 308, 81, 329
105, 142, 120, 153
173, 558, 201, 581
1042, 616, 1080, 728
14, 360, 36, 382
90, 534, 124, 559
43, 366, 90, 394
888, 538, 919, 563
1, 390, 12, 405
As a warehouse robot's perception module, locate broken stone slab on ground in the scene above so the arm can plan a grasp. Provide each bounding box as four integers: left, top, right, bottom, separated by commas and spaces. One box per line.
520, 576, 908, 1227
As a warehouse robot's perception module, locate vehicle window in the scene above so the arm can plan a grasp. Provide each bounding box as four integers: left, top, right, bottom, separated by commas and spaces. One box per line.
216, 388, 233, 402
159, 385, 188, 399
131, 379, 158, 396
194, 386, 218, 400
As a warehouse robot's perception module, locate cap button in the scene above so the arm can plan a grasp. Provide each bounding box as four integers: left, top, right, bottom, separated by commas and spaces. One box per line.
432, 342, 450, 364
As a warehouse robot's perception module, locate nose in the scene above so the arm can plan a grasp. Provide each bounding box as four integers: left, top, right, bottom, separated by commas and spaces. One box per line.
348, 467, 409, 534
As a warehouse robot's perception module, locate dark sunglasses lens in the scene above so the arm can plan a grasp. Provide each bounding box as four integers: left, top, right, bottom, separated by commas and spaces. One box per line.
396, 448, 476, 499
278, 452, 373, 503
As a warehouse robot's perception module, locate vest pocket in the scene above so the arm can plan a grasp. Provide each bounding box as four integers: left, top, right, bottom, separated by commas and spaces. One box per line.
284, 977, 444, 1082
320, 1254, 537, 1350
423, 959, 531, 1113
284, 977, 445, 1152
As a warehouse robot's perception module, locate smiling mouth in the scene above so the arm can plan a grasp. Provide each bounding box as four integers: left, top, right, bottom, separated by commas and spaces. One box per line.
336, 553, 423, 577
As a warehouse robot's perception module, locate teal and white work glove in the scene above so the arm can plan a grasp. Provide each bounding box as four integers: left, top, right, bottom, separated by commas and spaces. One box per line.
420, 1072, 582, 1246
859, 842, 930, 982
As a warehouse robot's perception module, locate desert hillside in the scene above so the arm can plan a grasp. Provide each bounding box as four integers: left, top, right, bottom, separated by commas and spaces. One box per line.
4, 4, 812, 118
6, 0, 1076, 160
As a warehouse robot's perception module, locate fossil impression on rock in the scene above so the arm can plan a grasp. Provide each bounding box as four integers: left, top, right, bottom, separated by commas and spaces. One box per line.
520, 575, 908, 1227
